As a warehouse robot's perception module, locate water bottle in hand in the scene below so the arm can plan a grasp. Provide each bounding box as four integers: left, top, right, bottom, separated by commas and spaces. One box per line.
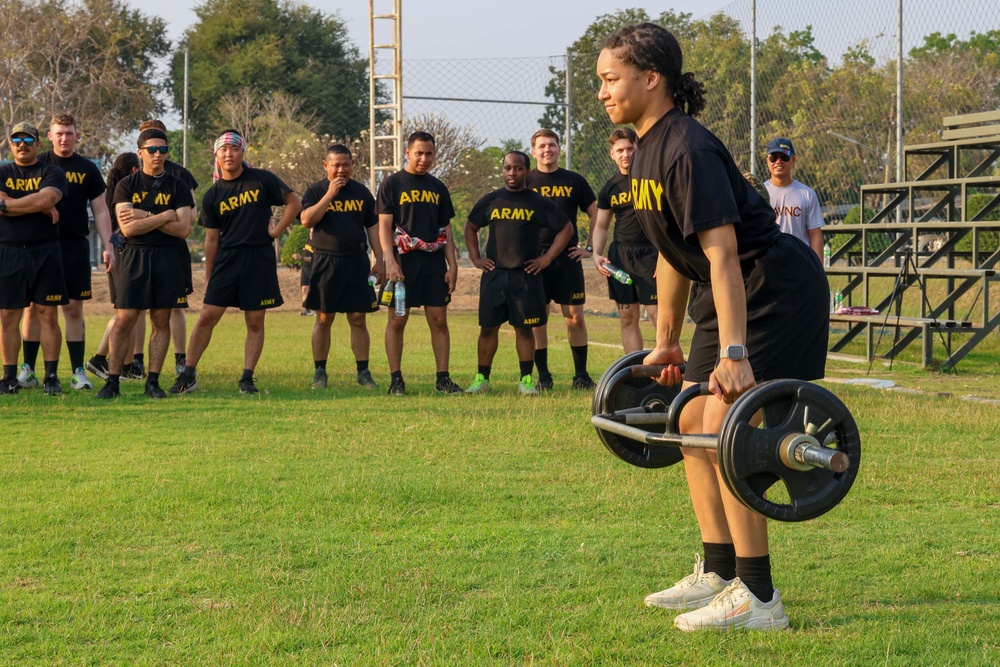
394, 281, 406, 316
603, 262, 633, 285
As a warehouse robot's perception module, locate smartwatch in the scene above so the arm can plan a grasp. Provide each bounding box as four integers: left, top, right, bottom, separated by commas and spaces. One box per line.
0, 199, 6, 215
719, 344, 748, 361
585, 244, 593, 252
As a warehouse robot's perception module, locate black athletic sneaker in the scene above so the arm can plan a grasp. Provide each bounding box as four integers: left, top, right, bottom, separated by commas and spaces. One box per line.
42, 374, 63, 396
238, 377, 259, 394
95, 381, 120, 399
144, 380, 167, 399
356, 369, 377, 389
311, 368, 328, 389
128, 359, 147, 380
168, 373, 199, 395
0, 376, 21, 395
537, 374, 554, 391
387, 376, 406, 396
434, 376, 463, 394
86, 355, 110, 380
571, 373, 596, 390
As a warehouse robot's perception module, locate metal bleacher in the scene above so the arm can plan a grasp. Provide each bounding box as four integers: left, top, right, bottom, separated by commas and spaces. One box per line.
825, 110, 1000, 369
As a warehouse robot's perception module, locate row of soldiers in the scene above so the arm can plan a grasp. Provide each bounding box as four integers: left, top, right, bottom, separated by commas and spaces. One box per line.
0, 117, 659, 397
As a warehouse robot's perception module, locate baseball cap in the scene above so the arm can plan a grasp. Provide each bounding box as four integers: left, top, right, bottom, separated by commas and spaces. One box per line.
10, 122, 40, 141
766, 137, 794, 157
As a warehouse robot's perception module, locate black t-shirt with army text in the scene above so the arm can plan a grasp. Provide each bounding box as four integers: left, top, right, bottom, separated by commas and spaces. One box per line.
467, 187, 570, 269
38, 151, 106, 241
598, 172, 650, 245
629, 108, 779, 283
525, 167, 596, 247
300, 178, 377, 255
0, 160, 69, 245
376, 170, 455, 243
199, 168, 292, 248
112, 170, 196, 246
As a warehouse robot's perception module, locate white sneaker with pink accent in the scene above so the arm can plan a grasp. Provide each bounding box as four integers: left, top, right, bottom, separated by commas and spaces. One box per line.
673, 577, 790, 631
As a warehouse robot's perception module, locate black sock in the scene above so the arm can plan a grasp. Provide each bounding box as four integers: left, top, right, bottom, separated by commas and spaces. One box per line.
315, 360, 327, 370
534, 348, 549, 377
241, 369, 254, 382
183, 365, 197, 378
148, 372, 160, 384
570, 344, 589, 376
436, 371, 449, 381
23, 340, 40, 369
134, 353, 145, 364
3, 364, 16, 379
108, 374, 120, 385
356, 359, 368, 372
477, 365, 491, 379
736, 555, 775, 603
703, 542, 737, 581
43, 360, 58, 378
391, 370, 403, 382
66, 340, 85, 370
519, 360, 534, 377
175, 352, 185, 364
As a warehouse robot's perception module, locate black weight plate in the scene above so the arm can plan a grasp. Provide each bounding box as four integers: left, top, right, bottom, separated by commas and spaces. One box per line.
717, 380, 861, 522
592, 351, 684, 469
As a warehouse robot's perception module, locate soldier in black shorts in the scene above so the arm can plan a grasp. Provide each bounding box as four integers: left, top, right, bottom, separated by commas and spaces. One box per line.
300, 144, 383, 390
0, 122, 68, 395
590, 127, 659, 353
597, 23, 828, 631
463, 151, 573, 395
17, 114, 112, 392
527, 129, 598, 390
96, 129, 194, 399
169, 130, 301, 395
377, 131, 461, 396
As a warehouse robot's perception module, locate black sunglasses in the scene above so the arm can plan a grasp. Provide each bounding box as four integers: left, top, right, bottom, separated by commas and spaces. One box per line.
10, 137, 36, 146
767, 153, 790, 163
141, 145, 169, 155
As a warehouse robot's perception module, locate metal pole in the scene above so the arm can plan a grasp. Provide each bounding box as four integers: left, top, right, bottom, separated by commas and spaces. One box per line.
750, 0, 757, 176
896, 0, 904, 221
183, 47, 189, 168
368, 0, 376, 192
395, 0, 403, 170
565, 49, 572, 170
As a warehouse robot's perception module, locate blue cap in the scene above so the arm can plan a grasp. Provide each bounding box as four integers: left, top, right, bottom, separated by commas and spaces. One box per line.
766, 137, 794, 157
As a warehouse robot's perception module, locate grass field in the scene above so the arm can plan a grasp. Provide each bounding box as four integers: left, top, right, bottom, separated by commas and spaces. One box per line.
1, 311, 998, 665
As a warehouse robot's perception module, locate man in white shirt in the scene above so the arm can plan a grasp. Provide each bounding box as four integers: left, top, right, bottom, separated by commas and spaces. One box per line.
764, 137, 824, 260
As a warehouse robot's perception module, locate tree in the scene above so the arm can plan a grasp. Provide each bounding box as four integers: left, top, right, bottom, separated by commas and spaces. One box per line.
170, 0, 368, 141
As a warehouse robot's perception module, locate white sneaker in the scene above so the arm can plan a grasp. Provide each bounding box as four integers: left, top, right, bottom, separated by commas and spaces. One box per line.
70, 367, 93, 390
644, 554, 732, 610
673, 577, 790, 631
17, 363, 38, 389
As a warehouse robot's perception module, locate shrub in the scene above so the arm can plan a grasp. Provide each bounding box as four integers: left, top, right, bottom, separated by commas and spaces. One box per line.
279, 224, 311, 269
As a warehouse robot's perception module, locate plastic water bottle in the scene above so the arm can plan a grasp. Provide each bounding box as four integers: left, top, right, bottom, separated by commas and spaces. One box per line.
380, 280, 395, 306
603, 262, 633, 285
394, 281, 406, 316
835, 289, 843, 312
368, 274, 377, 287
823, 243, 831, 267
829, 289, 836, 314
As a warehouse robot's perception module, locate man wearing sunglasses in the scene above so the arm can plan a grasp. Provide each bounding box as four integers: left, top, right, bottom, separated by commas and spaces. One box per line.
0, 122, 69, 395
95, 129, 194, 399
763, 137, 824, 260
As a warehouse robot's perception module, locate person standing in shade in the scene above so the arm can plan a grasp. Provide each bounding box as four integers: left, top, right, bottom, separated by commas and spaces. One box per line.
377, 131, 462, 396
0, 122, 68, 395
763, 137, 824, 261
299, 144, 383, 390
590, 127, 659, 353
463, 150, 574, 395
169, 130, 301, 395
526, 129, 598, 390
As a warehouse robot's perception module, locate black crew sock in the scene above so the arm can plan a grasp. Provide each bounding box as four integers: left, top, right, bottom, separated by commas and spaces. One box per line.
315, 360, 327, 370
175, 352, 185, 364
66, 341, 85, 370
736, 555, 775, 603
534, 348, 550, 377
148, 372, 160, 384
3, 364, 16, 379
519, 360, 534, 377
43, 360, 58, 378
391, 370, 403, 382
477, 365, 491, 379
134, 353, 145, 365
570, 344, 589, 376
356, 359, 369, 372
108, 374, 121, 385
702, 542, 737, 581
241, 369, 254, 382
183, 365, 197, 378
436, 371, 449, 381
23, 340, 40, 369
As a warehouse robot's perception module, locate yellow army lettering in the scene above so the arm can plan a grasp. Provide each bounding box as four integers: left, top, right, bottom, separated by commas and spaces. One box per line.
523, 317, 541, 325
4, 177, 42, 191
131, 192, 173, 206
535, 185, 573, 198
218, 189, 260, 215
259, 298, 276, 306
65, 172, 87, 185
630, 178, 664, 212
45, 294, 63, 302
571, 291, 586, 300
326, 199, 364, 213
610, 191, 631, 207
398, 190, 440, 205
489, 207, 535, 221
80, 290, 92, 298
176, 296, 188, 305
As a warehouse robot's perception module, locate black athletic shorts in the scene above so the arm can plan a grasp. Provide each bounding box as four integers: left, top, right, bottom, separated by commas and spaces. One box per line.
0, 242, 68, 309
398, 251, 451, 308
479, 268, 547, 328
540, 250, 586, 305
114, 243, 190, 310
607, 242, 657, 306
204, 245, 284, 311
306, 252, 377, 314
60, 237, 93, 301
107, 244, 125, 304
300, 263, 312, 287
686, 234, 829, 383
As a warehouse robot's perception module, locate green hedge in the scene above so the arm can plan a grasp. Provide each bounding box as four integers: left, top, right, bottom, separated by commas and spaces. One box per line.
956, 193, 1000, 253
279, 224, 310, 269
828, 206, 890, 254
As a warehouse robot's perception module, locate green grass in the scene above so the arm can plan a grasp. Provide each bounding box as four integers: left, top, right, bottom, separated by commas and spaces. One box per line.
1, 312, 998, 665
